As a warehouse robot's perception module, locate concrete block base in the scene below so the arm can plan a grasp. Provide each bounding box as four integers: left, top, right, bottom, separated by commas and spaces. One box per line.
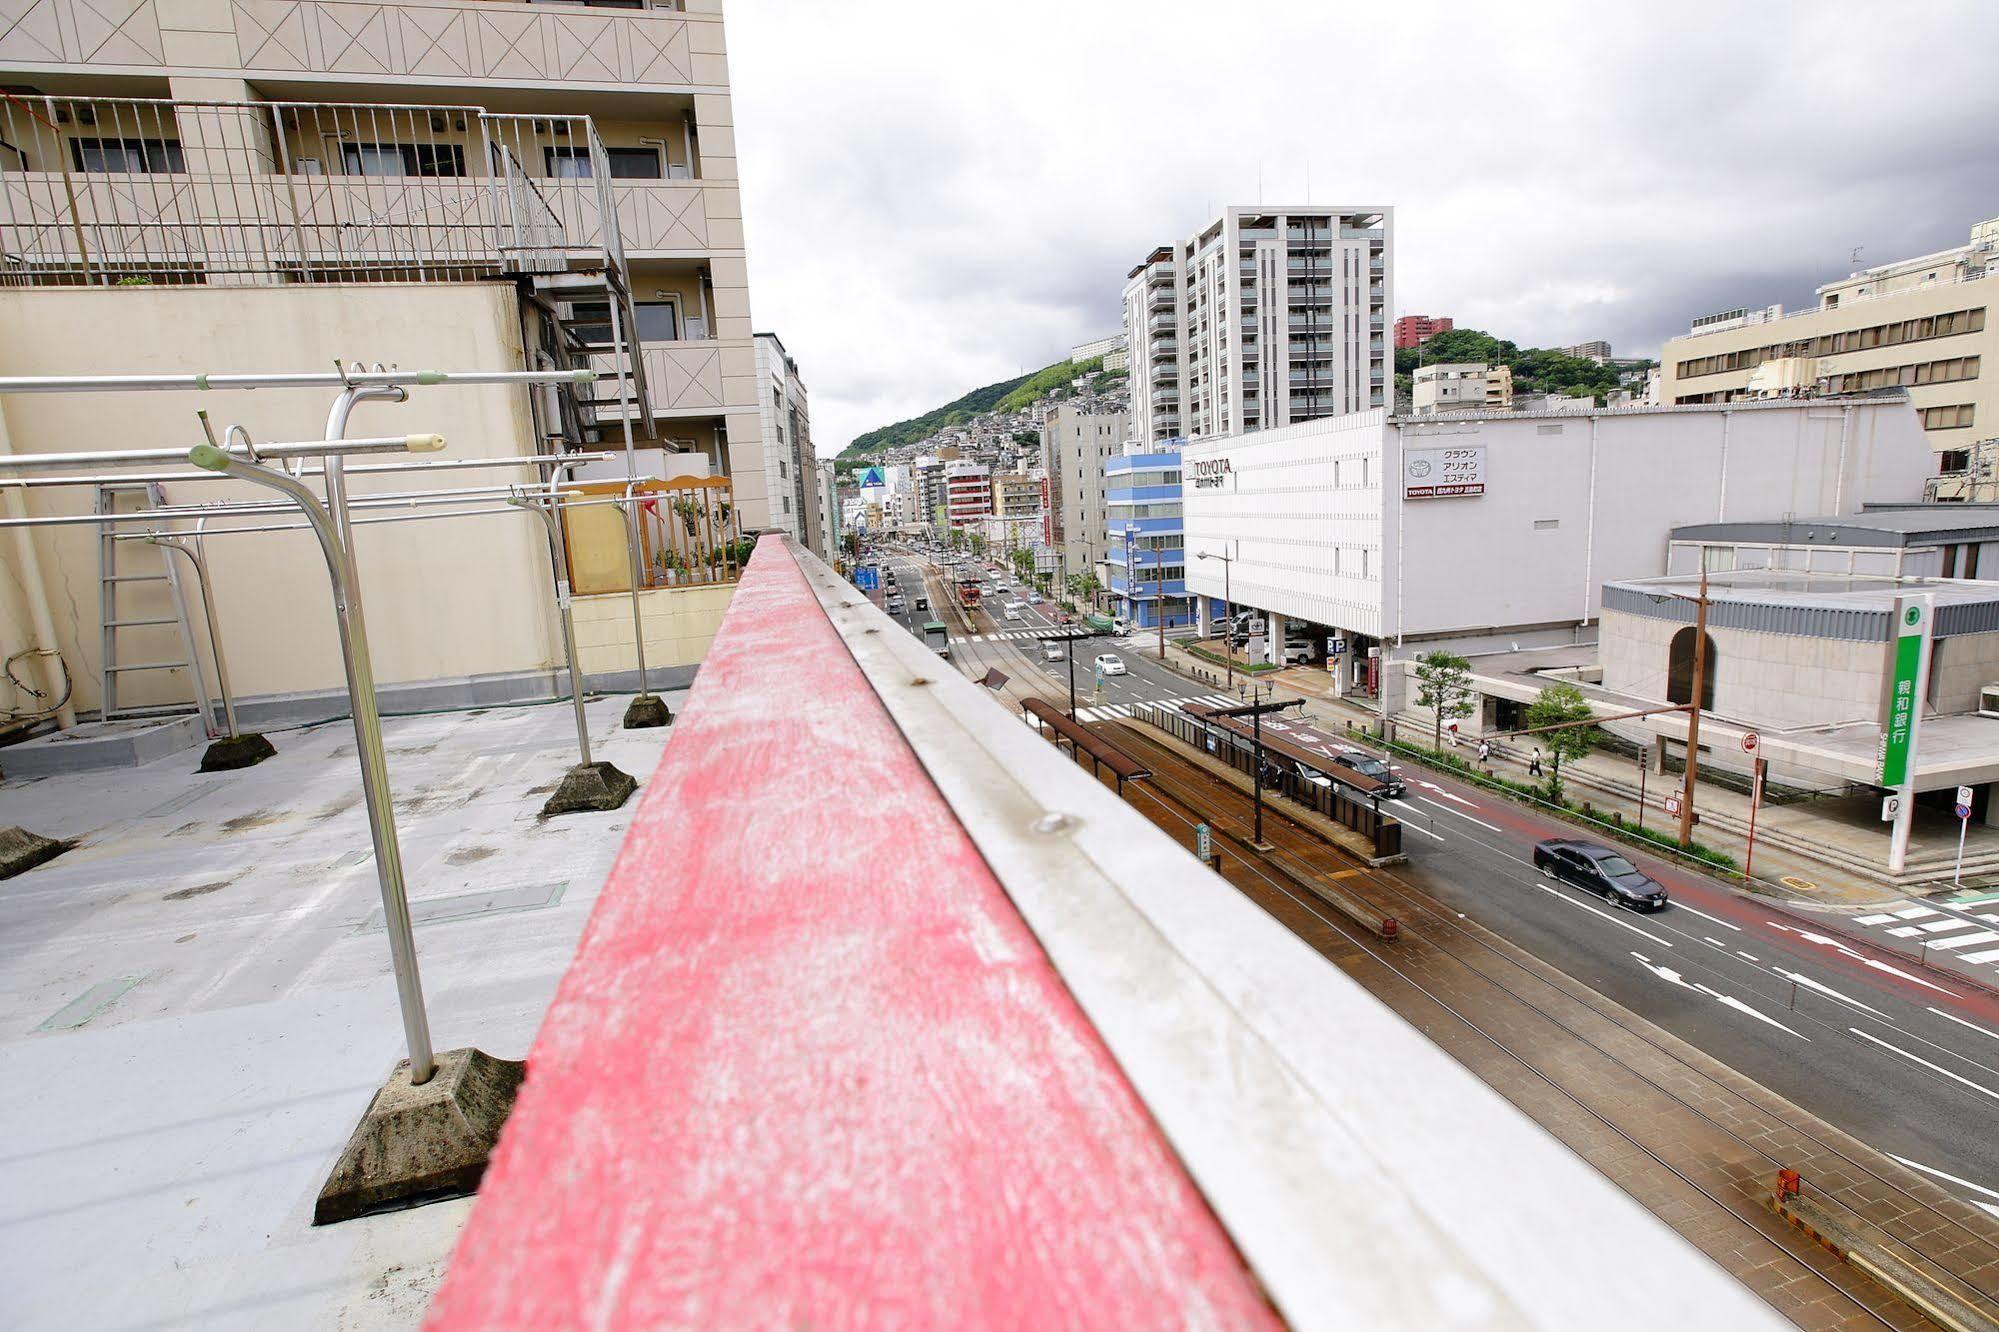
540, 761, 637, 817
197, 732, 277, 772
313, 1047, 526, 1226
622, 694, 673, 730
1, 826, 68, 879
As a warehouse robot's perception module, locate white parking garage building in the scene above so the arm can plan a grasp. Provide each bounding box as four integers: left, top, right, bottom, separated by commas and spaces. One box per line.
1179, 395, 1932, 705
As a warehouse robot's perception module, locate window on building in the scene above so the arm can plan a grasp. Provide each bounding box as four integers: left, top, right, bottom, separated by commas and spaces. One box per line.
1921, 403, 1977, 431
545, 145, 664, 178
341, 142, 464, 177
70, 137, 184, 173
1666, 626, 1718, 711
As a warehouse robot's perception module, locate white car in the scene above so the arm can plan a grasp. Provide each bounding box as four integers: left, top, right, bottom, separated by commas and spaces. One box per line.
1093, 653, 1127, 677
1004, 600, 1026, 621
1041, 640, 1066, 663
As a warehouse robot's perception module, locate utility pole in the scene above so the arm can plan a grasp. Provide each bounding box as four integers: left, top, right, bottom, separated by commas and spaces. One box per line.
1212, 686, 1303, 851
1196, 549, 1235, 688
1042, 627, 1098, 722
1156, 544, 1167, 661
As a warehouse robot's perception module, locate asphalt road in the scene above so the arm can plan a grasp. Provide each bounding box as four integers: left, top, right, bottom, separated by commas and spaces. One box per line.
868, 546, 1999, 1225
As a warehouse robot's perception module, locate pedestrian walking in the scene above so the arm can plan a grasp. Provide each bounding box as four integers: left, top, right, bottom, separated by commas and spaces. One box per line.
1529, 748, 1544, 777
1478, 739, 1491, 765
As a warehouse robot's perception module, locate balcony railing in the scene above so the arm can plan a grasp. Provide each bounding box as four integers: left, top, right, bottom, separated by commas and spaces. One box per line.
0, 96, 636, 285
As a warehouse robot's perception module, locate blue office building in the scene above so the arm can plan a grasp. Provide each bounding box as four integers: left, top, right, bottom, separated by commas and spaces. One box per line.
1104, 445, 1225, 630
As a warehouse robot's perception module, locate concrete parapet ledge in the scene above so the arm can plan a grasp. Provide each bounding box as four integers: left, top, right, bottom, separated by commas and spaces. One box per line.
313, 1047, 526, 1226
540, 761, 637, 817
0, 826, 68, 879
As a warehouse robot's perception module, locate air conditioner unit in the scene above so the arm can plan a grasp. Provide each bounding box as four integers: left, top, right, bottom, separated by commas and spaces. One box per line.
1980, 683, 1999, 718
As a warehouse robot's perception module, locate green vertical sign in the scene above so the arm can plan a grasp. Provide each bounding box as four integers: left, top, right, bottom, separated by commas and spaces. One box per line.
1879, 600, 1927, 788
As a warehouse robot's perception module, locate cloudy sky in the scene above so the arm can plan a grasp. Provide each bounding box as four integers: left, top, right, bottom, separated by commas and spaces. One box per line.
726, 1, 1999, 453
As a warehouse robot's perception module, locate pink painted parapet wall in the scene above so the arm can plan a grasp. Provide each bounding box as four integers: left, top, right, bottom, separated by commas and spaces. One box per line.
427, 535, 1277, 1329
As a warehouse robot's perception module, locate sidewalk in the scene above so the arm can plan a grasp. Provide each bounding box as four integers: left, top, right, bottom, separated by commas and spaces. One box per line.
1155, 640, 1985, 911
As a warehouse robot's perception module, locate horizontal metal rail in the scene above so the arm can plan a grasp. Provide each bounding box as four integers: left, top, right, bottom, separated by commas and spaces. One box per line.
0, 369, 596, 395
0, 435, 439, 471
0, 451, 613, 489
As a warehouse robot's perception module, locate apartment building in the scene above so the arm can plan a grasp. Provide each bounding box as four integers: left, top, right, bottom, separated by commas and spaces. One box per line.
1070, 333, 1129, 372
1659, 216, 1998, 467
1039, 403, 1125, 581
1412, 362, 1512, 414
943, 459, 991, 530
1393, 314, 1452, 350
1104, 448, 1204, 630
0, 0, 773, 518
1559, 341, 1612, 363
753, 332, 814, 544
1123, 206, 1392, 448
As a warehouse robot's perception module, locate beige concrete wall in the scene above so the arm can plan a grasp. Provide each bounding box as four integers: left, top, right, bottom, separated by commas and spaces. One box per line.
0, 281, 564, 718
571, 582, 733, 676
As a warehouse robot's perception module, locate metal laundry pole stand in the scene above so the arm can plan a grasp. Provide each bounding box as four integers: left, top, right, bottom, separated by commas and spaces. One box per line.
508, 482, 638, 817
191, 437, 437, 1084
618, 479, 671, 729
142, 522, 273, 771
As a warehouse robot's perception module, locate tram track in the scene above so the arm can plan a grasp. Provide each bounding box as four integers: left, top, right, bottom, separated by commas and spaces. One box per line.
1101, 718, 1999, 1332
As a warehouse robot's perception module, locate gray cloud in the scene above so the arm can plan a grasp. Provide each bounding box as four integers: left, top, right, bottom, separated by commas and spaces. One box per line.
727, 0, 1999, 451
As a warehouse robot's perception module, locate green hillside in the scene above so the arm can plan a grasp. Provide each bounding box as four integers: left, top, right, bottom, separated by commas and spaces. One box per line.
1393, 329, 1652, 403
840, 370, 1035, 458
840, 355, 1116, 457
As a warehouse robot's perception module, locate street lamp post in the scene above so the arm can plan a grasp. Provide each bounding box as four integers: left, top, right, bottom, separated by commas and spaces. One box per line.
1197, 549, 1234, 688
1124, 522, 1137, 637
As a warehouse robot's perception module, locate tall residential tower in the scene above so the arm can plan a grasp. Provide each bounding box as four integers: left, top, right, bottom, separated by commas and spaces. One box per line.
1124, 206, 1392, 446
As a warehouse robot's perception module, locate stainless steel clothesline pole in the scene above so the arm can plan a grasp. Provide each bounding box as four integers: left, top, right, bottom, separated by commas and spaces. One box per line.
0, 436, 441, 471
0, 368, 598, 395
0, 451, 616, 489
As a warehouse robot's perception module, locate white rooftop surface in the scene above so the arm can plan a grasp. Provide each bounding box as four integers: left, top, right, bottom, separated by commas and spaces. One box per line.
0, 695, 680, 1330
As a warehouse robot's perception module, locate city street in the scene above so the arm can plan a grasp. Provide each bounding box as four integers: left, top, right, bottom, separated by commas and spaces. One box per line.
877, 546, 1999, 1232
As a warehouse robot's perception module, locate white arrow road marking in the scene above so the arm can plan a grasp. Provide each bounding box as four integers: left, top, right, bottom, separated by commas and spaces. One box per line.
1765, 921, 1963, 997
1412, 778, 1478, 807
1775, 969, 1889, 1018
1416, 796, 1502, 833
1631, 951, 1810, 1040
1851, 1028, 1999, 1101
1668, 900, 1742, 932
1534, 883, 1674, 946
1927, 1006, 1999, 1045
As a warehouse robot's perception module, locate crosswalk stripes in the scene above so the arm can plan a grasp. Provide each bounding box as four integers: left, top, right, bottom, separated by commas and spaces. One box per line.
1067, 693, 1241, 725
1849, 899, 1999, 971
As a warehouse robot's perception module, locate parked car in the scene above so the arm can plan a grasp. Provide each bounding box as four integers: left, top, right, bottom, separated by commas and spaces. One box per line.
1328, 751, 1406, 798
1093, 652, 1127, 677
1533, 839, 1670, 911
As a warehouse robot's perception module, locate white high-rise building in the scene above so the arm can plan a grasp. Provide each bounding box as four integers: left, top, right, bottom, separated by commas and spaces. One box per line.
1124, 206, 1392, 446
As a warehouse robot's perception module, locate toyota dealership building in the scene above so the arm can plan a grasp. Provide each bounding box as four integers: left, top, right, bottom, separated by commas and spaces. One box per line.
1179, 395, 1932, 705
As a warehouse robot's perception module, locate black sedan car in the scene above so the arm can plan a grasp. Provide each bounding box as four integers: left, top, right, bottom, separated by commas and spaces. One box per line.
1328, 751, 1407, 799
1533, 838, 1670, 911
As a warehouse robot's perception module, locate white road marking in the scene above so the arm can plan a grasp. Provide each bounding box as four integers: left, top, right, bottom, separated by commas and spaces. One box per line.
1855, 913, 1897, 925
1923, 930, 1999, 952
1416, 796, 1502, 833
1851, 1027, 1999, 1101
1668, 900, 1742, 933
1895, 905, 1940, 919
1534, 882, 1673, 946
1631, 952, 1810, 1040
1888, 926, 1924, 938
1393, 813, 1447, 842
1764, 922, 1964, 997
1884, 1152, 1999, 1202
1703, 936, 1725, 947
1775, 969, 1889, 1017
1964, 947, 1999, 964
1928, 1007, 1999, 1045
1737, 951, 1760, 962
